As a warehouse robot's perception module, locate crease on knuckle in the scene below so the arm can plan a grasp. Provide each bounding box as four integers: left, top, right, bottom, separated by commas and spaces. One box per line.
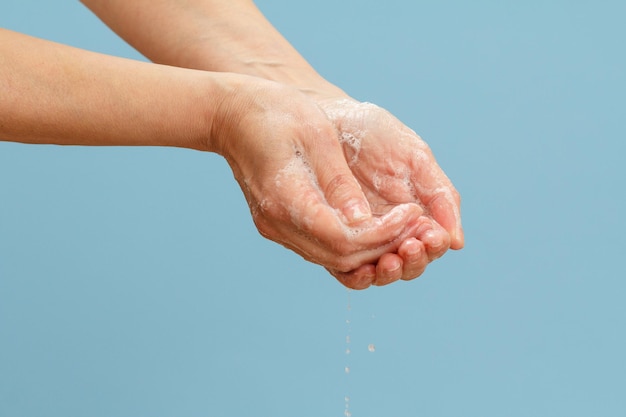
254, 217, 278, 241
331, 253, 360, 273
323, 172, 357, 204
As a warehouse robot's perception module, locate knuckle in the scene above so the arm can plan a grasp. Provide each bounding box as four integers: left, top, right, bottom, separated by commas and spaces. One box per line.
427, 237, 451, 261
327, 250, 360, 273
327, 240, 360, 267
323, 172, 358, 203
332, 271, 371, 290
255, 224, 275, 241
252, 216, 279, 241
334, 258, 356, 273
329, 238, 352, 256
402, 267, 427, 282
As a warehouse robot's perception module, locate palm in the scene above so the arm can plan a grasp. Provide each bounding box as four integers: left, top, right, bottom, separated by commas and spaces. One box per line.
318, 99, 463, 286
322, 99, 461, 238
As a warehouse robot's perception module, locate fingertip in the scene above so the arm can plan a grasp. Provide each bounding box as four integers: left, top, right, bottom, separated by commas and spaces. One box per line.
373, 254, 403, 286
380, 202, 423, 229
342, 198, 372, 225
398, 237, 423, 258
427, 193, 461, 243
313, 149, 372, 226
450, 227, 465, 250
398, 238, 428, 281
414, 217, 450, 261
331, 264, 376, 290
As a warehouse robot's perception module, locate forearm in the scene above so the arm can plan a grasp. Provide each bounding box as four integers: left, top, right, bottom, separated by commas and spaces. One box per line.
0, 28, 221, 151
80, 0, 346, 98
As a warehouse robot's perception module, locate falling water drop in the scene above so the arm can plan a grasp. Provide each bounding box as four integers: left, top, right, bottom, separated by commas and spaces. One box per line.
368, 344, 376, 353
344, 288, 352, 417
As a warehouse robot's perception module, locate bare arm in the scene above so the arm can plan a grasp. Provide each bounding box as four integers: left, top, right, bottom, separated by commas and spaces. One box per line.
80, 0, 464, 286
1, 27, 426, 288
79, 0, 344, 99
0, 28, 217, 150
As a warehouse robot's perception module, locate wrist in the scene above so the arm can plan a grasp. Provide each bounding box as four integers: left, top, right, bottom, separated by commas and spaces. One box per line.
205, 72, 345, 164
229, 59, 348, 101
206, 72, 271, 159
289, 73, 350, 102
189, 50, 350, 103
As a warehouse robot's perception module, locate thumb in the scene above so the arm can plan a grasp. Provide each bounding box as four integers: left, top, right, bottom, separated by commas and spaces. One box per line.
427, 191, 464, 250
310, 138, 371, 225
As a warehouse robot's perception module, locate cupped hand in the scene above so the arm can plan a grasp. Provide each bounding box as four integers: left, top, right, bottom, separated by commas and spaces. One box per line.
318, 98, 464, 288
209, 76, 425, 287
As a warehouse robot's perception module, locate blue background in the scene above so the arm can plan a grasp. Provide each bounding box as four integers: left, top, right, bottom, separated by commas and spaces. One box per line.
1, 1, 625, 416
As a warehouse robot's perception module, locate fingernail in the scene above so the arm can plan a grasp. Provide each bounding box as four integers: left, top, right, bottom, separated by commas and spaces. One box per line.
344, 199, 371, 224
406, 239, 421, 256
389, 259, 402, 272
454, 226, 465, 248
424, 230, 447, 251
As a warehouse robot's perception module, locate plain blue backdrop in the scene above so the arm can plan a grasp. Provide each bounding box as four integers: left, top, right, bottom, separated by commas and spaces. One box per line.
1, 1, 625, 416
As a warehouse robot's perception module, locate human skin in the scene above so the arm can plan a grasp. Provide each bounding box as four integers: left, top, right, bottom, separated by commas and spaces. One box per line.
80, 0, 464, 288
0, 28, 425, 280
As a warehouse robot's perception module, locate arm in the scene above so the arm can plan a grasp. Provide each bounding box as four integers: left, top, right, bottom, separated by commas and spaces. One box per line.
81, 0, 464, 287
78, 0, 341, 99
0, 28, 424, 288
0, 28, 215, 150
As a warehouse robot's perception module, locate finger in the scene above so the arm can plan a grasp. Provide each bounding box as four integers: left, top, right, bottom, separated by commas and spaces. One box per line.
329, 264, 376, 290
255, 191, 423, 273
395, 129, 462, 249
397, 237, 429, 281
306, 203, 423, 271
414, 216, 451, 261
263, 151, 424, 270
373, 253, 403, 286
305, 126, 373, 225
301, 202, 423, 270
427, 191, 464, 250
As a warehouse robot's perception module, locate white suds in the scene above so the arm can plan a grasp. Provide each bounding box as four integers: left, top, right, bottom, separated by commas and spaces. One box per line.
339, 131, 362, 166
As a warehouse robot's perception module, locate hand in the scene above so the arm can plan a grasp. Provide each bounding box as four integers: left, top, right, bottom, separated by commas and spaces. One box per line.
79, 0, 463, 289
210, 76, 425, 283
318, 98, 464, 288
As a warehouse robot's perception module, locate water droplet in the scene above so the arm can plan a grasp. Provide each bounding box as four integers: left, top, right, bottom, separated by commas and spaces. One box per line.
346, 335, 351, 344
368, 344, 376, 352
345, 396, 350, 403
345, 348, 351, 355
346, 319, 350, 324
344, 366, 350, 374
344, 410, 352, 417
